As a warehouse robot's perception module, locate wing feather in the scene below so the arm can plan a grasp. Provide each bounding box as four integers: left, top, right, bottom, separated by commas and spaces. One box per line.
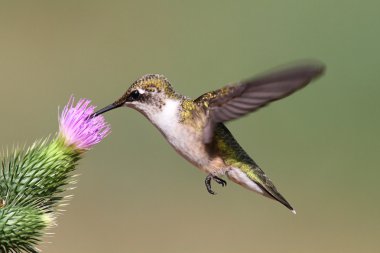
197, 61, 325, 143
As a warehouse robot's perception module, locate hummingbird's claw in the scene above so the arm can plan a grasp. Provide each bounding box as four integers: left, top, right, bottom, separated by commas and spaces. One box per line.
213, 176, 227, 187
205, 174, 227, 195
205, 175, 216, 195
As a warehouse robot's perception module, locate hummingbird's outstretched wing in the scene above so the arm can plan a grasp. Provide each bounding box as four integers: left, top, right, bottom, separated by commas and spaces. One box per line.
195, 61, 325, 143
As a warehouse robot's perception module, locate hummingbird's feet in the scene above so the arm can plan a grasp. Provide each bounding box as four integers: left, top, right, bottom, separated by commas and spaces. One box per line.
205, 174, 227, 195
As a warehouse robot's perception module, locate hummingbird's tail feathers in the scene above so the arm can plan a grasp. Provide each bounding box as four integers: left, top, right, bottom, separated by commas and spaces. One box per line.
227, 166, 295, 213
259, 183, 295, 214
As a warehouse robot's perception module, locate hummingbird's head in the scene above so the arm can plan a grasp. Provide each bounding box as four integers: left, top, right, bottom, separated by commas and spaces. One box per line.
93, 74, 180, 117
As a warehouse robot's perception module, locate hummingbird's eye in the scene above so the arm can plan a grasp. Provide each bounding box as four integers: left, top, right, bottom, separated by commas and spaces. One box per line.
129, 90, 140, 101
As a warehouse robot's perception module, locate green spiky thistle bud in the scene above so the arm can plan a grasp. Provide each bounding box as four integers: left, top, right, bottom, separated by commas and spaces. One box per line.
0, 97, 110, 253
0, 206, 54, 253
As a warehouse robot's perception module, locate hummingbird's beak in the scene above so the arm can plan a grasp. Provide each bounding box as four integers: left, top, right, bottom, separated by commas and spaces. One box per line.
91, 102, 123, 118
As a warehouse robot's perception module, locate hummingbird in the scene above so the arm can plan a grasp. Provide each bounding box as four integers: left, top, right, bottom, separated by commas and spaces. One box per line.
93, 61, 325, 213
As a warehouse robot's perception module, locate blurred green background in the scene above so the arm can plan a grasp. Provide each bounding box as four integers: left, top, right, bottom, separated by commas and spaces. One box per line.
0, 1, 379, 252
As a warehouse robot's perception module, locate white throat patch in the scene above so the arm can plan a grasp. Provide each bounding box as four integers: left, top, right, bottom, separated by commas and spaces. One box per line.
149, 99, 181, 132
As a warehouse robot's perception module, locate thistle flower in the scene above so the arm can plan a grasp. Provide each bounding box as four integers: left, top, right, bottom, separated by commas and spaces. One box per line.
0, 96, 110, 253
59, 96, 110, 150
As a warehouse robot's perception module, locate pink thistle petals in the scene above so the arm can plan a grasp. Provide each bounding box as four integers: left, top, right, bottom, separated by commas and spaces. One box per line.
59, 96, 111, 150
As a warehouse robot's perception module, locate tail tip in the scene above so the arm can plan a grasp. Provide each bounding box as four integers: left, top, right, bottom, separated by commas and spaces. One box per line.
291, 209, 297, 215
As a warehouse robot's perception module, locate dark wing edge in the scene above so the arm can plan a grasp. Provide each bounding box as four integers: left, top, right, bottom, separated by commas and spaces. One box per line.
198, 61, 325, 143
